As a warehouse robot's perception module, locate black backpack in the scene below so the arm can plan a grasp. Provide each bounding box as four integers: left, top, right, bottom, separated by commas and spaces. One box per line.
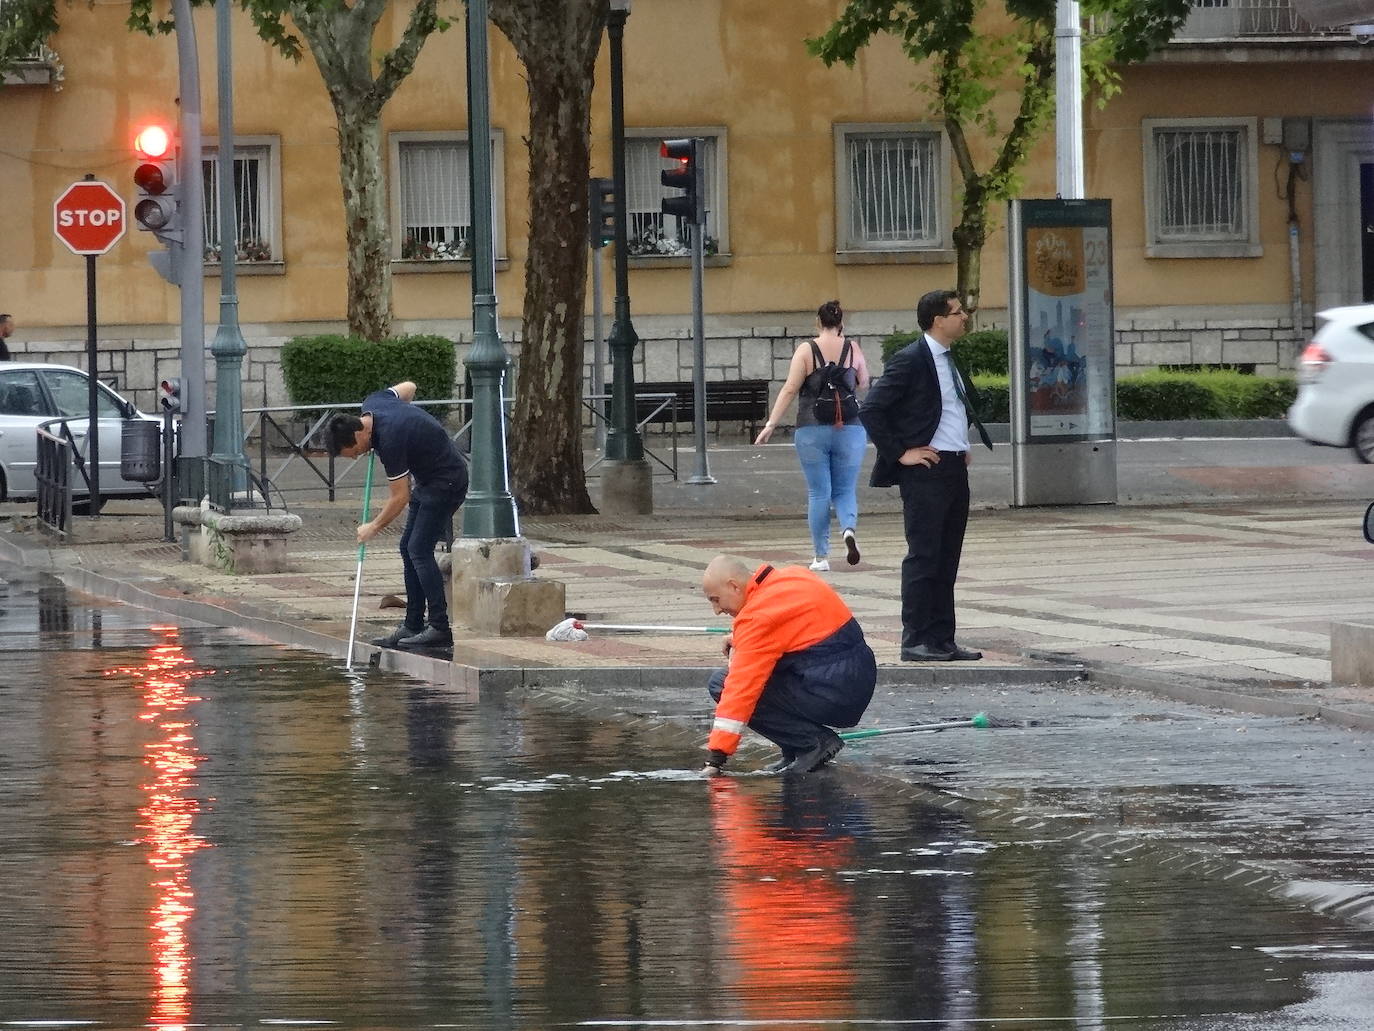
809, 339, 861, 427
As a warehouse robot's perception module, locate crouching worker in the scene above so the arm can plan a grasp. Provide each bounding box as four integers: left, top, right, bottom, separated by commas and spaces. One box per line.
327, 381, 468, 651
700, 554, 877, 777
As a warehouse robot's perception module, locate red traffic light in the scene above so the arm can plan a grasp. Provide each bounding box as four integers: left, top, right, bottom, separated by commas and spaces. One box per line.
134, 162, 169, 195
134, 125, 172, 159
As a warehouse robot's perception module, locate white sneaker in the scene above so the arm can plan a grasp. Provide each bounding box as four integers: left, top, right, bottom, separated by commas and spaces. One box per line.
809, 557, 830, 572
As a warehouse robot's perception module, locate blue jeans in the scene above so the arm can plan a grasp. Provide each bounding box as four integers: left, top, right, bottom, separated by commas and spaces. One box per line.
793, 423, 867, 558
400, 479, 467, 632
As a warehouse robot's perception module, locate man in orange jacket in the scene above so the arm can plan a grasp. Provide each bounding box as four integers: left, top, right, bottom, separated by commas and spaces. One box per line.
700, 554, 877, 776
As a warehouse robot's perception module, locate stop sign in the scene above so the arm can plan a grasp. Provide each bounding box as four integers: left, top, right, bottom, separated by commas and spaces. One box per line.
53, 180, 127, 256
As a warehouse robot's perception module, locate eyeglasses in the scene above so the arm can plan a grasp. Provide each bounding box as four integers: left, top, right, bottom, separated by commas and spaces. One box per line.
943, 308, 968, 318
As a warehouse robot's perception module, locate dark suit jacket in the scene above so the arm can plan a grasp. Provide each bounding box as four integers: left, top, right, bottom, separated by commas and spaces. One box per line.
860, 337, 943, 488
860, 335, 988, 488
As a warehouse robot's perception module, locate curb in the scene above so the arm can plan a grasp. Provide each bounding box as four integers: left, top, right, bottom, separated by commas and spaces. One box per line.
1023, 649, 1374, 733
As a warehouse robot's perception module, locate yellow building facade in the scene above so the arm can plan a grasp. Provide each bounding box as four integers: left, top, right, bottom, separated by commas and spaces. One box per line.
2, 0, 1372, 411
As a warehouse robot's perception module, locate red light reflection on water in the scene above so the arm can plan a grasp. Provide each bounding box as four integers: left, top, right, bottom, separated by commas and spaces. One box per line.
108, 625, 211, 1030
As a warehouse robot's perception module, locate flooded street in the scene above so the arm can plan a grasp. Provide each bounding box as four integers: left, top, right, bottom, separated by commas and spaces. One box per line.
3, 566, 1374, 1029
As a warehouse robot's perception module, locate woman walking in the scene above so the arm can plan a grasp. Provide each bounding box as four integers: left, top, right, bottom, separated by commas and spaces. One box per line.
755, 300, 870, 571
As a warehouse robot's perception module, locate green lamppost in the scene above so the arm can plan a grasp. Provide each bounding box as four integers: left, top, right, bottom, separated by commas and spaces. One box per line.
210, 0, 248, 495
600, 0, 653, 514
461, 0, 520, 538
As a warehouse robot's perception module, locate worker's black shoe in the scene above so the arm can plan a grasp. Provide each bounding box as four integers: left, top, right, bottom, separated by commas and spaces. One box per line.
786, 729, 844, 774
762, 751, 798, 774
397, 625, 454, 650
372, 623, 423, 649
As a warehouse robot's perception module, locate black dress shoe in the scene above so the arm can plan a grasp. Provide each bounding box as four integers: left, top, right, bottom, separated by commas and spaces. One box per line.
940, 642, 984, 661
900, 643, 957, 661
371, 623, 423, 648
398, 625, 454, 650
762, 751, 798, 774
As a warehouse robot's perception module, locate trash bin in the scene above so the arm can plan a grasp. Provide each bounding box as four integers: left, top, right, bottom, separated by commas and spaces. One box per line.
121, 419, 161, 482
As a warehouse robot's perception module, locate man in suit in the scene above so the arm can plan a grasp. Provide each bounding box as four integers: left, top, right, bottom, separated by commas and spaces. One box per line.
860, 289, 993, 661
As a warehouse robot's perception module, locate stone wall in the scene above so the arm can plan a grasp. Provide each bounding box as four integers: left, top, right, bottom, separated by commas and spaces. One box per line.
4, 304, 1307, 432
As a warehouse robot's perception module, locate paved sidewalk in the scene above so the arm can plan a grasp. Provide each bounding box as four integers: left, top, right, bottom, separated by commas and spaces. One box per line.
2, 483, 1372, 724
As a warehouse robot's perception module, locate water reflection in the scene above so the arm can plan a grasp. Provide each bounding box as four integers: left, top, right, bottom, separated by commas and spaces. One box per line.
2, 571, 1374, 1028
110, 625, 209, 1030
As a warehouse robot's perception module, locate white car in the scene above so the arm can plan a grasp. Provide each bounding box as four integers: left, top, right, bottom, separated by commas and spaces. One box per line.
1288, 304, 1374, 464
0, 362, 161, 502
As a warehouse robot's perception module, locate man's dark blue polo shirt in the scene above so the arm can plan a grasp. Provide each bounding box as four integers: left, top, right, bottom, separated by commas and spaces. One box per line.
361, 388, 467, 487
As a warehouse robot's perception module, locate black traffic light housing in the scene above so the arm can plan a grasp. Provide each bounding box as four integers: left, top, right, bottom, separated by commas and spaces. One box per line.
660, 137, 705, 226
159, 378, 183, 413
133, 125, 182, 246
588, 177, 616, 249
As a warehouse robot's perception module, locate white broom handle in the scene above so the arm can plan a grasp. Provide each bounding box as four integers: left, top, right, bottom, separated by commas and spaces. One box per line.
580, 622, 728, 633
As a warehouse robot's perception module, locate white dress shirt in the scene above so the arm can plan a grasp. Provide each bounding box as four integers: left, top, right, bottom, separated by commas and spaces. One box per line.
926, 334, 970, 453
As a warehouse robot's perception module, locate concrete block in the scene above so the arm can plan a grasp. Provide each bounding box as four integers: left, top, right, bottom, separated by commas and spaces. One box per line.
1332, 622, 1374, 686
450, 536, 535, 622
1133, 341, 1193, 366
740, 344, 773, 380
172, 505, 303, 574
1222, 340, 1278, 364
472, 576, 567, 636
705, 338, 740, 367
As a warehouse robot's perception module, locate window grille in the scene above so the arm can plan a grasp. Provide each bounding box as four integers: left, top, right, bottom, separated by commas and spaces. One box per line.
398, 140, 471, 259
844, 133, 941, 248
625, 136, 718, 255
202, 147, 273, 262
1153, 127, 1245, 240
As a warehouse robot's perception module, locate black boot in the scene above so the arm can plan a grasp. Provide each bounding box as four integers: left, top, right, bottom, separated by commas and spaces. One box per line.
372, 623, 422, 649
786, 728, 844, 774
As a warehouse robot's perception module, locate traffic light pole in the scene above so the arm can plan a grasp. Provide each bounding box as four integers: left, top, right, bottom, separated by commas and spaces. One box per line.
686, 216, 714, 485
600, 0, 653, 514
172, 0, 206, 460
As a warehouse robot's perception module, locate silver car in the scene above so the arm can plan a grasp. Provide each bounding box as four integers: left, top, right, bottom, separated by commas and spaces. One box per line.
0, 362, 160, 502
1288, 304, 1374, 464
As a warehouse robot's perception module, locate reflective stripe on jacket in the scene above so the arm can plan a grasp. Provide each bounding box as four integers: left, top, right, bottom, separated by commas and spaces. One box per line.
708, 563, 859, 756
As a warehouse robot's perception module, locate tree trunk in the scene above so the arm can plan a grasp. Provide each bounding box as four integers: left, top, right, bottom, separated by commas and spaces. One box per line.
333, 104, 393, 341
952, 184, 988, 322
492, 2, 600, 515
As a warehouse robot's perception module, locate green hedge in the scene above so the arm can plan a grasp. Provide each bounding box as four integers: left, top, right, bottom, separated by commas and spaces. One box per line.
880, 328, 1009, 376
961, 370, 1296, 422
280, 334, 458, 408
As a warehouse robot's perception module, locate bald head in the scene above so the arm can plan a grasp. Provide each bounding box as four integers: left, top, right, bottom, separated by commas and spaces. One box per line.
702, 554, 753, 616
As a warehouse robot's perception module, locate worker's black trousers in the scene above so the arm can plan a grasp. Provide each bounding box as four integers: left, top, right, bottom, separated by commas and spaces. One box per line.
707, 618, 875, 755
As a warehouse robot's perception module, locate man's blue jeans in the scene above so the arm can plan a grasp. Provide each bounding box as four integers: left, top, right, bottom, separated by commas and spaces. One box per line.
400, 479, 467, 632
793, 423, 868, 558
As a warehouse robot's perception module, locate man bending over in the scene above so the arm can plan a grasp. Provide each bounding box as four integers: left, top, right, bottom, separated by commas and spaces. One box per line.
327, 381, 468, 651
700, 555, 876, 776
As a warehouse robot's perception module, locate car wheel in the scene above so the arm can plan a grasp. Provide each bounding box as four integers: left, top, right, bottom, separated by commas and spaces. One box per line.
1355, 407, 1374, 465
0, 471, 7, 503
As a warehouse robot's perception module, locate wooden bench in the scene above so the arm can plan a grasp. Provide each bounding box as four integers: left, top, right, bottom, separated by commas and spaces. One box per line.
635, 379, 770, 438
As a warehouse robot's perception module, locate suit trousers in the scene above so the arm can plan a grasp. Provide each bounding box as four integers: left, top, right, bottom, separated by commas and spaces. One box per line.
896, 454, 970, 650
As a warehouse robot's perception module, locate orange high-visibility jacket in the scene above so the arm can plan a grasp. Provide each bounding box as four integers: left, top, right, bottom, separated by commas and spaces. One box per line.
708, 564, 857, 756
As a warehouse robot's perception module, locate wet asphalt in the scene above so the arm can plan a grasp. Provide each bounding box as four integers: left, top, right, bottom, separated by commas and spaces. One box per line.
3, 568, 1374, 1028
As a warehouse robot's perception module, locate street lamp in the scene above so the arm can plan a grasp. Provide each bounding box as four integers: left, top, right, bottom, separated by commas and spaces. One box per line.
600, 0, 654, 514
462, 0, 520, 539
211, 0, 249, 496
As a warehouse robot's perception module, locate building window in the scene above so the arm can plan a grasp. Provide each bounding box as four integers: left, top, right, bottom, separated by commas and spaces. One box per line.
1144, 118, 1260, 258
390, 131, 506, 262
202, 138, 280, 264
834, 124, 951, 258
624, 129, 727, 257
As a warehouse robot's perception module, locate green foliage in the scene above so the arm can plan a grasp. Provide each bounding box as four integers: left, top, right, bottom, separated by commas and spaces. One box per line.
878, 328, 1008, 375
280, 334, 457, 408
970, 374, 1010, 422
0, 0, 60, 81
1117, 370, 1296, 420
921, 370, 1296, 422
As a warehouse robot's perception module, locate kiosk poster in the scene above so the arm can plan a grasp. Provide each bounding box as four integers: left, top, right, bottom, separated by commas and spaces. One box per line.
1022, 206, 1113, 439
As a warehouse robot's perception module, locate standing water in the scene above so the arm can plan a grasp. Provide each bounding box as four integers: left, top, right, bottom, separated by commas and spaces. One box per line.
1, 565, 1373, 1029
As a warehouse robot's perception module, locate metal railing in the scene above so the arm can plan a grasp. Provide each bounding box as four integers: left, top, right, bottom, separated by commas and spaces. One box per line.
1173, 0, 1346, 39
582, 392, 681, 480
34, 422, 76, 540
